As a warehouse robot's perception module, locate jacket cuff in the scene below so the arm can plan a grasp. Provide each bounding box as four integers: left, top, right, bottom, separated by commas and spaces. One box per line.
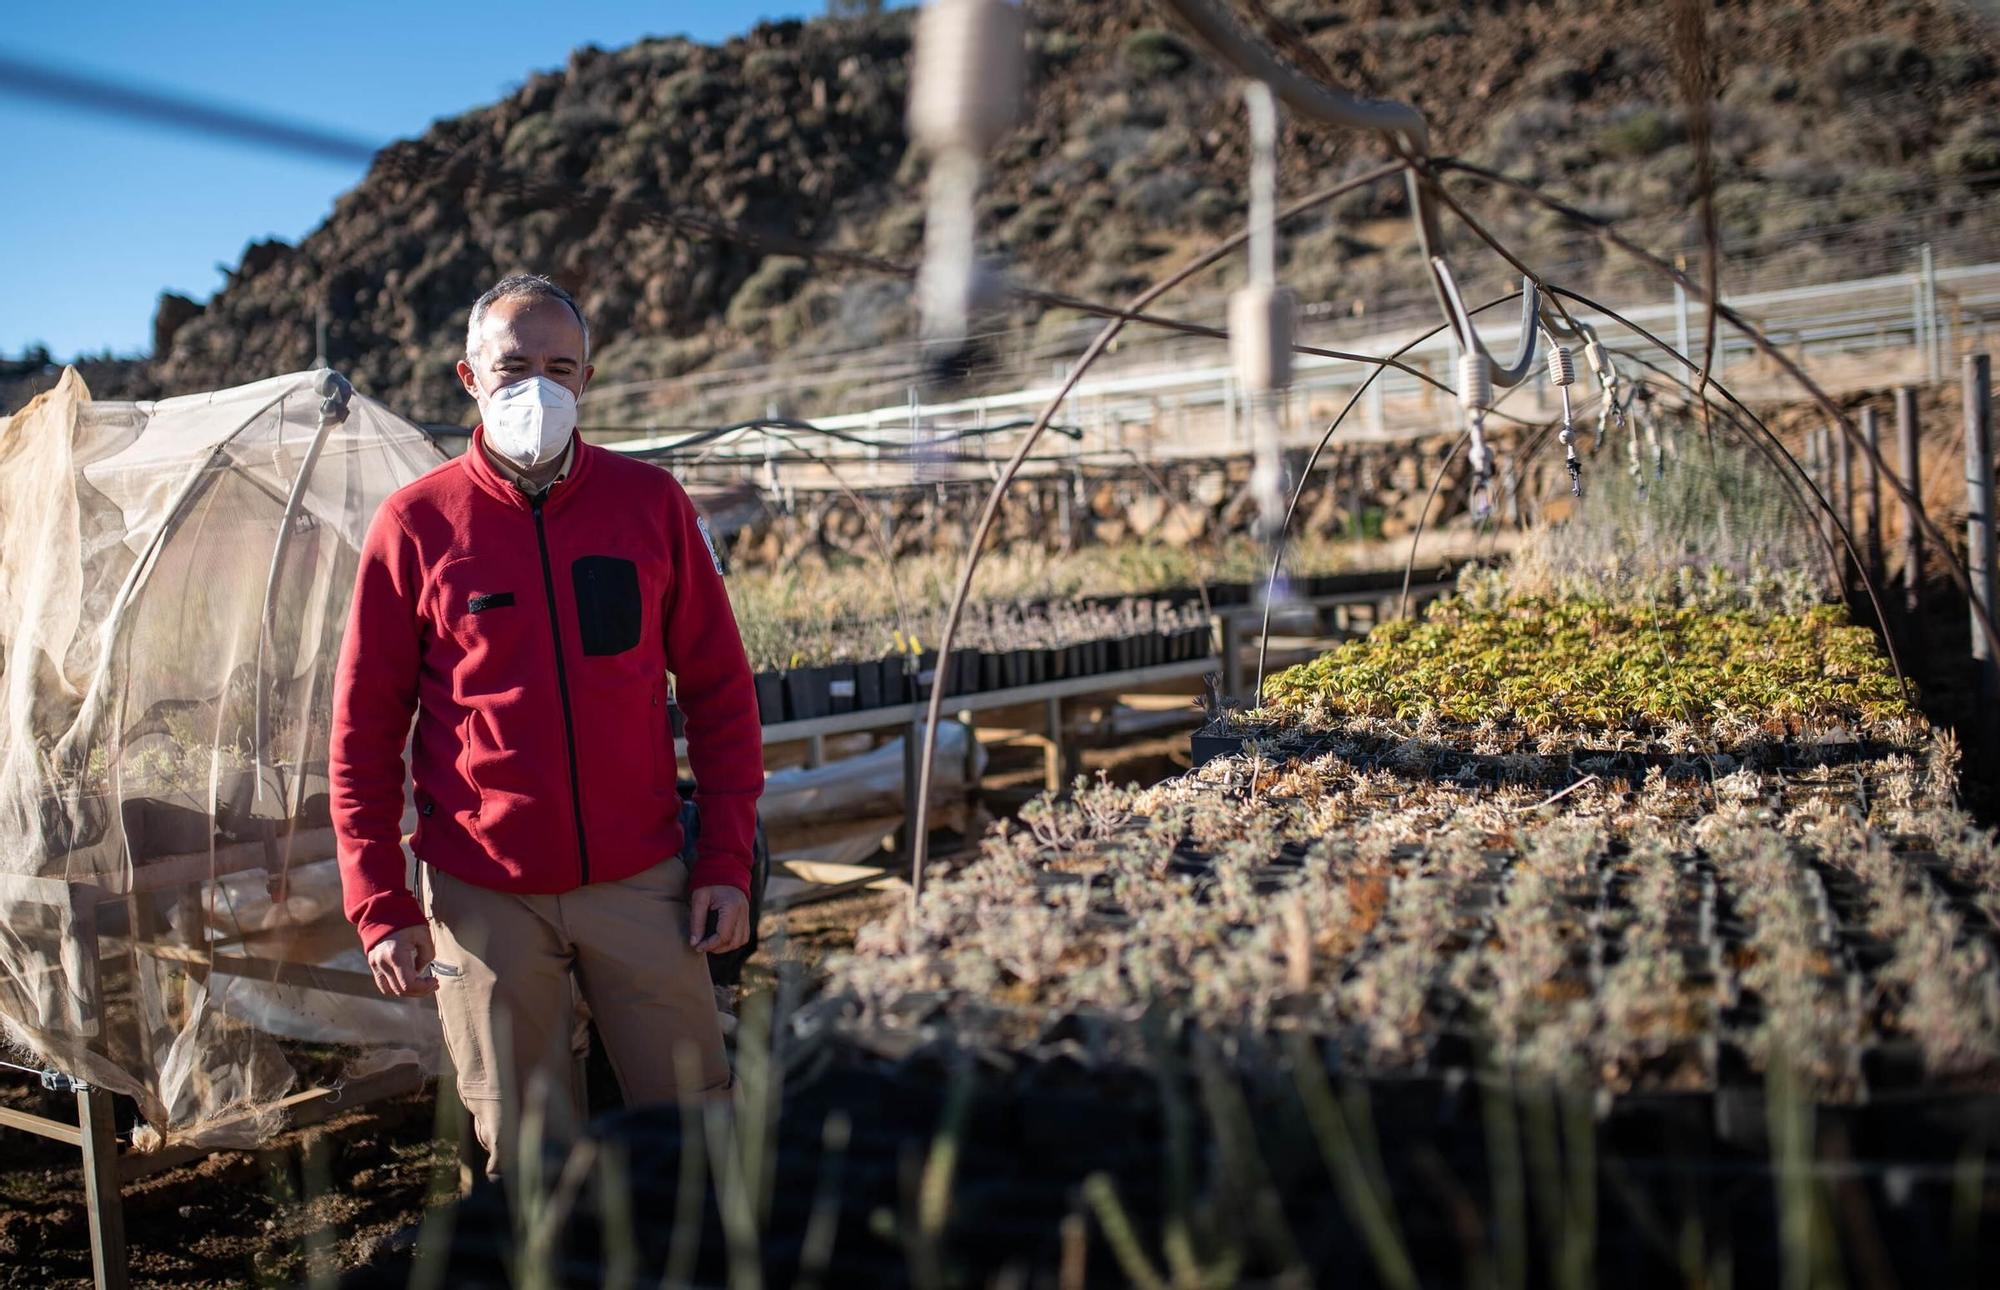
355, 892, 428, 952
687, 852, 751, 895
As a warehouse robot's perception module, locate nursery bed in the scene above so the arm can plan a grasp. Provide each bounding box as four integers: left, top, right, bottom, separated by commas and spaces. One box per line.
425, 1032, 2000, 1289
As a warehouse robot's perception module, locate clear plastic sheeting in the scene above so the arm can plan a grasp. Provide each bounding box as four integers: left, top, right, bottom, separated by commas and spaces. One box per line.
0, 368, 447, 1148
758, 721, 986, 831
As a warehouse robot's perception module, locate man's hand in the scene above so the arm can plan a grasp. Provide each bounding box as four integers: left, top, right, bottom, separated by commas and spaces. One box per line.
689, 885, 750, 955
368, 924, 438, 997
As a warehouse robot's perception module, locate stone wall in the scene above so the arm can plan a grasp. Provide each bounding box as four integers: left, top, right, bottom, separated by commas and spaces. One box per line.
720, 432, 1498, 568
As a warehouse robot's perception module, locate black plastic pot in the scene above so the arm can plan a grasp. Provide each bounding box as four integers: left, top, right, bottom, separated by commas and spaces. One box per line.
297, 792, 332, 829
1045, 646, 1067, 681
117, 797, 146, 855
1190, 729, 1246, 766
754, 671, 786, 724
133, 798, 213, 858
852, 659, 885, 711
1003, 650, 1028, 689
827, 663, 859, 715
883, 657, 913, 706
982, 651, 1007, 692
956, 650, 982, 696
785, 666, 833, 720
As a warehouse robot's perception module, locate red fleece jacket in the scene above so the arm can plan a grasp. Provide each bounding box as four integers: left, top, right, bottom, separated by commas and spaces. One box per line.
331, 427, 764, 951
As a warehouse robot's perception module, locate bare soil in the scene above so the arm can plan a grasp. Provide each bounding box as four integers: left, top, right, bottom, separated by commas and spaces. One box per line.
0, 1076, 452, 1289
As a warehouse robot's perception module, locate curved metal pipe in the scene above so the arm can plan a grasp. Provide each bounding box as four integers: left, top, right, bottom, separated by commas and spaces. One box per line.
1434, 259, 1540, 387
904, 159, 1411, 909
1251, 289, 1529, 695
1156, 0, 1426, 149
253, 370, 351, 808
1155, 0, 1538, 391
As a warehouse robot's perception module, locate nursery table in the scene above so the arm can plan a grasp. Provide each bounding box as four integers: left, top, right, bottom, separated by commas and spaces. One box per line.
678, 656, 1221, 876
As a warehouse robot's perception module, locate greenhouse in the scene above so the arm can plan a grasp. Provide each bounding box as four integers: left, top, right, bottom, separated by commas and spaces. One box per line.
0, 368, 446, 1145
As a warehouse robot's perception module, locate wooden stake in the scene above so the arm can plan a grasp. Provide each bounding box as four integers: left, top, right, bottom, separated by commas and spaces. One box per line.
78, 1086, 128, 1290
1965, 354, 1997, 698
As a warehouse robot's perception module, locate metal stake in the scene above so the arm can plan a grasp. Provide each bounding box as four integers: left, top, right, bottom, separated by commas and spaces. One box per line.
1863, 405, 1885, 592
1834, 416, 1853, 592
1897, 386, 1924, 619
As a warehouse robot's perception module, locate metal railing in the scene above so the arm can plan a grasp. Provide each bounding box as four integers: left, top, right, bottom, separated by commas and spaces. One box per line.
604, 253, 2000, 473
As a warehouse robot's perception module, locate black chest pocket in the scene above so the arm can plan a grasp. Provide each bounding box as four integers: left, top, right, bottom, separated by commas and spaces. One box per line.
572, 555, 643, 656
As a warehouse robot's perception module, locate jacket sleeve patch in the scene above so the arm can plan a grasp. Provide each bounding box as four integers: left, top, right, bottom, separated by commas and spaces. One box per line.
696, 515, 727, 576
467, 591, 515, 614
571, 555, 643, 656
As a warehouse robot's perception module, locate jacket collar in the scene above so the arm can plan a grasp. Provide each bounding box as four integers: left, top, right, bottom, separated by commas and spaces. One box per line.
482, 433, 574, 493
463, 425, 595, 510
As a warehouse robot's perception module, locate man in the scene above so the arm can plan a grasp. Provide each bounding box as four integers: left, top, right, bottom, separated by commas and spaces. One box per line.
331, 273, 763, 1175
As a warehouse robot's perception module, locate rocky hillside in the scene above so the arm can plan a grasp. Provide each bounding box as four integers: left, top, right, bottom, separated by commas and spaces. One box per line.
10, 0, 2000, 421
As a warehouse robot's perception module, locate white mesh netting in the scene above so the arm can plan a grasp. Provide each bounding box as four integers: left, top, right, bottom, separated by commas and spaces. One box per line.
0, 367, 447, 1148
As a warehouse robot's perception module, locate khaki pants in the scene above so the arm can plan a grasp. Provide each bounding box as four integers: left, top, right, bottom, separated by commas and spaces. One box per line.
421, 857, 731, 1178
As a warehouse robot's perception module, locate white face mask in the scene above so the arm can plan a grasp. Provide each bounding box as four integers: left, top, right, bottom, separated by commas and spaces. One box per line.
478, 375, 578, 468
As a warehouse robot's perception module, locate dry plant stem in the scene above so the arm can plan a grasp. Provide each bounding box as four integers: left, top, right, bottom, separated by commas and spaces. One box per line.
1668, 0, 1723, 429
1436, 157, 2000, 664
907, 160, 1410, 908
1510, 775, 1600, 814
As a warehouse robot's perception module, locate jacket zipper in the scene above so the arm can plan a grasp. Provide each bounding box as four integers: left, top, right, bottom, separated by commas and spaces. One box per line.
530, 491, 591, 884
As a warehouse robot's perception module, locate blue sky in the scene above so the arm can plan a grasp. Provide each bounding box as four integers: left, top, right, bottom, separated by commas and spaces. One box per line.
1, 3, 879, 361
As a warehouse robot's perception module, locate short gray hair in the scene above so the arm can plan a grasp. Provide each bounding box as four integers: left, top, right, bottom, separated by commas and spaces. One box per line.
465, 273, 591, 363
